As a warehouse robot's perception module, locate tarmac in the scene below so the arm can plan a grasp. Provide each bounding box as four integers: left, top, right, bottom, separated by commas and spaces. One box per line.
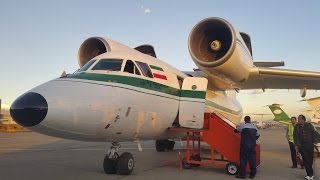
0, 128, 319, 180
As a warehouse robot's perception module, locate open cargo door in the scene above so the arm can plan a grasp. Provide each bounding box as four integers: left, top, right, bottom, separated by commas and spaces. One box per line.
179, 77, 208, 129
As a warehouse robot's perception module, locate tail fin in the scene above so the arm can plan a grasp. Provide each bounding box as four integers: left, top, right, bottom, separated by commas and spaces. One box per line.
267, 104, 291, 125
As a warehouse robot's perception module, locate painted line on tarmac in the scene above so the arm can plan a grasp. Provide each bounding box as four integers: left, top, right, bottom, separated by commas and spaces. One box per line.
0, 148, 154, 151
261, 147, 287, 150
0, 149, 53, 151
70, 148, 155, 151
0, 147, 189, 151
70, 147, 188, 150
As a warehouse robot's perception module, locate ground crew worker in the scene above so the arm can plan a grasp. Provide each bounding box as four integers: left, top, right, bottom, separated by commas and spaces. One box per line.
287, 117, 298, 168
293, 114, 317, 180
234, 116, 260, 179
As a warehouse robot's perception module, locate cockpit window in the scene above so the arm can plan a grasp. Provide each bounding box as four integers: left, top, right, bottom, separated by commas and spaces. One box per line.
124, 60, 141, 75
136, 61, 153, 78
77, 59, 96, 72
92, 59, 123, 71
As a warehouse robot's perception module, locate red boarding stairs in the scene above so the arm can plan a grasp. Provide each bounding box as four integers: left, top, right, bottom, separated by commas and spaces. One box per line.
169, 113, 260, 175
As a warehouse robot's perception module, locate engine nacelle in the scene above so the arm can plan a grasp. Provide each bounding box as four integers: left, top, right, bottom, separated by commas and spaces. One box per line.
188, 17, 254, 83
78, 37, 132, 67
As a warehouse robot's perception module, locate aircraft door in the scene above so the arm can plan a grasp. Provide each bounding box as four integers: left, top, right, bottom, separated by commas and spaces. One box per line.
179, 77, 208, 129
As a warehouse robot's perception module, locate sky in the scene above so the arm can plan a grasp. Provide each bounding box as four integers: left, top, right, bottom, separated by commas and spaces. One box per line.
0, 0, 320, 120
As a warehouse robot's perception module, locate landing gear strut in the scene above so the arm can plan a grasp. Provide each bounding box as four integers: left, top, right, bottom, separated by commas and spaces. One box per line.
155, 140, 175, 152
103, 142, 134, 175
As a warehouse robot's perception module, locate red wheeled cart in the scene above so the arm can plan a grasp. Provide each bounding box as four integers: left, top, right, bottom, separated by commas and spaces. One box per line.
170, 113, 260, 175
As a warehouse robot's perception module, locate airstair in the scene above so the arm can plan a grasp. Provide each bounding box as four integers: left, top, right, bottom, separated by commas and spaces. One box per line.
170, 113, 260, 175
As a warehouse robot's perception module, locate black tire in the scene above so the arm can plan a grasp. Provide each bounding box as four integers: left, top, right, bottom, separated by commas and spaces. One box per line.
117, 152, 134, 175
103, 155, 117, 174
192, 154, 201, 167
155, 140, 166, 152
166, 141, 175, 151
226, 162, 239, 175
182, 157, 192, 169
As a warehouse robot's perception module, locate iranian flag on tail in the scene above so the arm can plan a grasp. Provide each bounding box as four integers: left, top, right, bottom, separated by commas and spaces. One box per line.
149, 65, 167, 80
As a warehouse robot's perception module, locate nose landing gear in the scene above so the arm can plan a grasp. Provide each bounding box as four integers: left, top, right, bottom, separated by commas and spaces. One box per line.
103, 142, 134, 175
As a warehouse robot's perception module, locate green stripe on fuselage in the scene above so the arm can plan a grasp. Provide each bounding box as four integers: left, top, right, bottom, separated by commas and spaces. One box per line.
66, 72, 205, 99
66, 72, 240, 116
181, 90, 206, 99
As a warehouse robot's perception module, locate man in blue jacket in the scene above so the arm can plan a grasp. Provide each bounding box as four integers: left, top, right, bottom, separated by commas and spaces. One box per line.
235, 116, 260, 179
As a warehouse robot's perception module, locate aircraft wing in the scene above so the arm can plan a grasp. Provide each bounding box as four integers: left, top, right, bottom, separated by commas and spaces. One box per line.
238, 67, 320, 90
186, 17, 320, 92
184, 67, 320, 91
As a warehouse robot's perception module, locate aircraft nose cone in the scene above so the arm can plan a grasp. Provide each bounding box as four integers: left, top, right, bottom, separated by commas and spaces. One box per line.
10, 92, 48, 127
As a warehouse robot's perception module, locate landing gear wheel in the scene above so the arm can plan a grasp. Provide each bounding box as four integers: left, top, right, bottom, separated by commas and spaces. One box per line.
192, 154, 201, 167
155, 140, 166, 152
103, 155, 118, 174
182, 157, 192, 169
167, 141, 175, 150
117, 152, 134, 175
226, 162, 239, 175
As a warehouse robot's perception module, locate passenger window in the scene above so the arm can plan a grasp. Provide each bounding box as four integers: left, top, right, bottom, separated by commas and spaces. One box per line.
76, 59, 96, 72
92, 59, 123, 71
136, 61, 153, 78
124, 60, 141, 75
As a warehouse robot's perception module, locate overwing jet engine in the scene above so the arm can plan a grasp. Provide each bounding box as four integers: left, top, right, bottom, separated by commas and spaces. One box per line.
78, 37, 134, 67
189, 18, 254, 87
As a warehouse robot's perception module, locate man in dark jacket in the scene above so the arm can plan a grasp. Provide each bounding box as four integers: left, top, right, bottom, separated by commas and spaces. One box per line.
293, 114, 317, 180
234, 116, 260, 179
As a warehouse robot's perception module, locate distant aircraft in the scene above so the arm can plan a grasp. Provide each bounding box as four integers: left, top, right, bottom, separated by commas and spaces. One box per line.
302, 97, 320, 123
267, 104, 292, 125
0, 117, 10, 120
267, 103, 320, 153
0, 102, 11, 121
245, 113, 272, 129
268, 104, 318, 128
10, 17, 320, 175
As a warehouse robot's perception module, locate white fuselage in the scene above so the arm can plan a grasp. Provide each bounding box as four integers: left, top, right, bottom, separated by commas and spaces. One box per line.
23, 51, 242, 142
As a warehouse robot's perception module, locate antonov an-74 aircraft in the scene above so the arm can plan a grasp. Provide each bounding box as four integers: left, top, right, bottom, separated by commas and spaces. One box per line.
10, 17, 320, 175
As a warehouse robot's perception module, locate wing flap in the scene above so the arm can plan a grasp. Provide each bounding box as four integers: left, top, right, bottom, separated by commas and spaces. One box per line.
253, 61, 285, 67
240, 67, 320, 90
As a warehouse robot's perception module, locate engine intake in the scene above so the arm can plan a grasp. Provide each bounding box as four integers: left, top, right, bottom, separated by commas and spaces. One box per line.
78, 37, 110, 67
78, 37, 133, 67
188, 17, 236, 67
188, 17, 254, 86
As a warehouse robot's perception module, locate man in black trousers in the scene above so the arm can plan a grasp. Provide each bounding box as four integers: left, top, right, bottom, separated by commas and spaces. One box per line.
234, 116, 260, 179
293, 114, 316, 180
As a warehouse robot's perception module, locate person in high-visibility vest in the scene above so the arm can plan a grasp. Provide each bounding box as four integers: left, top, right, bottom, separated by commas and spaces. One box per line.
287, 117, 297, 168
